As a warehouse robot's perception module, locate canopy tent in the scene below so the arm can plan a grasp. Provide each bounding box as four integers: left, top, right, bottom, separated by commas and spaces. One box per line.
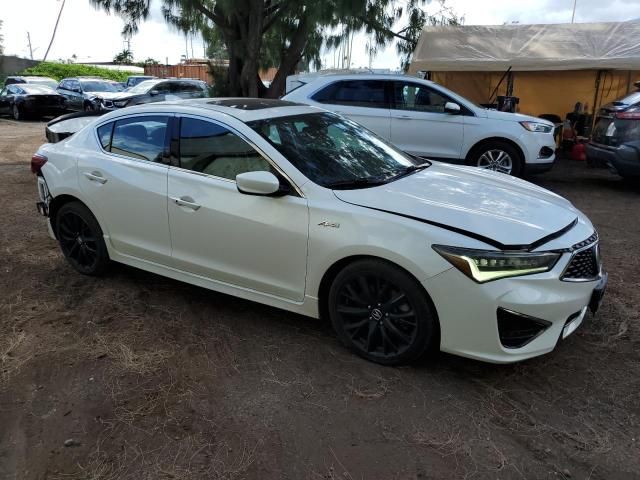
408, 22, 640, 120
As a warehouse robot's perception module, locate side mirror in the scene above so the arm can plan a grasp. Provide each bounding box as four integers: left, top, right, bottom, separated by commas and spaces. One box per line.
149, 89, 159, 96
444, 102, 461, 114
236, 171, 286, 196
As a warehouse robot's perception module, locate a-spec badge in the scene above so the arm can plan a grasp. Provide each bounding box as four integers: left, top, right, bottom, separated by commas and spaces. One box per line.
318, 221, 340, 228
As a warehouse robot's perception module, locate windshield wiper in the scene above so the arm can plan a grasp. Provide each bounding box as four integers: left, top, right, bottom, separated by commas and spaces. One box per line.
324, 178, 388, 190
389, 162, 431, 181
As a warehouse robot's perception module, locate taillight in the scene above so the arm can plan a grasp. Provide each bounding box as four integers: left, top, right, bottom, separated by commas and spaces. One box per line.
31, 153, 48, 174
615, 112, 640, 119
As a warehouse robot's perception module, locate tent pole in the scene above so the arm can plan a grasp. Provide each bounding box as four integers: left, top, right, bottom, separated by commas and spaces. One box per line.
590, 69, 604, 135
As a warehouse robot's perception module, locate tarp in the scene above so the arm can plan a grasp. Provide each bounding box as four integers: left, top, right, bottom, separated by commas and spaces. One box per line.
411, 21, 640, 72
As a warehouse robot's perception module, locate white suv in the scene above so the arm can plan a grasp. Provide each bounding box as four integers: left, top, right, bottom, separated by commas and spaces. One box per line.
283, 73, 556, 176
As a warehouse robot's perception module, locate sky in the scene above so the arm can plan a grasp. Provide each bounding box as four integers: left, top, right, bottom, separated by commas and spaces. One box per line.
2, 0, 640, 69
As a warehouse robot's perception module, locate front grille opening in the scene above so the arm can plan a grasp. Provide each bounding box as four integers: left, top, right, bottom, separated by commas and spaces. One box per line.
497, 308, 552, 349
562, 246, 599, 280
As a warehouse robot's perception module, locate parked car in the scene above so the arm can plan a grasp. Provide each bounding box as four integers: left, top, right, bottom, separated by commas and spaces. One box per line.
587, 106, 640, 179
283, 73, 556, 176
4, 75, 59, 90
98, 79, 208, 110
125, 75, 157, 89
0, 84, 66, 120
56, 77, 123, 112
108, 81, 127, 92
31, 99, 606, 365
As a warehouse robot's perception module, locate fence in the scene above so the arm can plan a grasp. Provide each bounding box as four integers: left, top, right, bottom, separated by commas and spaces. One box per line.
143, 64, 278, 84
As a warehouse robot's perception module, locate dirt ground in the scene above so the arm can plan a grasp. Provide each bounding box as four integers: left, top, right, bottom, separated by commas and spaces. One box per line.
0, 118, 639, 480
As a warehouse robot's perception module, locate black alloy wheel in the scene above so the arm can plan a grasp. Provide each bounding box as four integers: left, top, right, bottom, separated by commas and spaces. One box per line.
329, 259, 438, 365
56, 202, 109, 275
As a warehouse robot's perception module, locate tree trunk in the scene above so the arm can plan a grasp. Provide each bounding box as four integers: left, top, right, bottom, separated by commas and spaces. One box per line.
239, 0, 265, 97
266, 15, 309, 98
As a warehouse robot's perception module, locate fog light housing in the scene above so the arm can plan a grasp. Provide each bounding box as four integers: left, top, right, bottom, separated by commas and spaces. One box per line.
538, 146, 554, 159
497, 308, 551, 349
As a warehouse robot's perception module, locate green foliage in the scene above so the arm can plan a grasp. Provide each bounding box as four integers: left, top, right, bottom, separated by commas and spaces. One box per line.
113, 48, 134, 64
90, 0, 462, 96
20, 62, 137, 82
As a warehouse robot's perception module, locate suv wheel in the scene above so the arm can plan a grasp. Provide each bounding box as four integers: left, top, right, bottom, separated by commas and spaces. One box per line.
468, 141, 523, 176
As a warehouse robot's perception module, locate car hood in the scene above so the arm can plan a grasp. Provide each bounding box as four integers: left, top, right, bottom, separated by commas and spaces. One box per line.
332, 163, 578, 249
483, 109, 553, 126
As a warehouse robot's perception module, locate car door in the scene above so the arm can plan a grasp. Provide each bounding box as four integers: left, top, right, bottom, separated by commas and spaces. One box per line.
167, 115, 309, 302
390, 81, 464, 160
0, 86, 12, 114
56, 81, 71, 107
77, 114, 173, 264
311, 79, 392, 140
64, 80, 83, 110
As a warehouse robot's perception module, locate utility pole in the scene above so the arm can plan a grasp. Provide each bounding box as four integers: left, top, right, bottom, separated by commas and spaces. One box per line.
185, 34, 189, 61
571, 0, 577, 23
43, 0, 67, 62
27, 32, 33, 60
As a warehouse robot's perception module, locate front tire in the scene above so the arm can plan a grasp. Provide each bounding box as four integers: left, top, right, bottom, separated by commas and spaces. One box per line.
12, 104, 22, 121
56, 202, 110, 276
468, 141, 523, 176
328, 259, 438, 365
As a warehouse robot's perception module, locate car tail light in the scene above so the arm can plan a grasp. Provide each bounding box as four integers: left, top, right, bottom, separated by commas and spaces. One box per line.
615, 112, 640, 119
31, 153, 48, 174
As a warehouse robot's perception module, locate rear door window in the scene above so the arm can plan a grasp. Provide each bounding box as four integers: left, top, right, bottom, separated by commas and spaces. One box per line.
311, 80, 389, 108
109, 116, 170, 162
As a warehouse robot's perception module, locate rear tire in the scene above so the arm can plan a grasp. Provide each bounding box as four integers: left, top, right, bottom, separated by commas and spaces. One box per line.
55, 202, 110, 276
467, 141, 523, 177
328, 259, 438, 365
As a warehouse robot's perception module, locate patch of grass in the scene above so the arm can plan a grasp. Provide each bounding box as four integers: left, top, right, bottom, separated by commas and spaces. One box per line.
20, 62, 137, 82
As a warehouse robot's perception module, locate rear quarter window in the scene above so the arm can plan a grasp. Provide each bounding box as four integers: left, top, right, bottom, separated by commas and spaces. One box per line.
97, 123, 114, 150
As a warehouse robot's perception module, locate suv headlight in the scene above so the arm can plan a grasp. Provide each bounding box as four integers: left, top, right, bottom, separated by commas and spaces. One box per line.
432, 245, 561, 283
520, 121, 553, 133
113, 99, 129, 108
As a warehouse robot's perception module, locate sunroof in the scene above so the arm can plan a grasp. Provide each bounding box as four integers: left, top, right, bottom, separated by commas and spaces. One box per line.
206, 98, 303, 110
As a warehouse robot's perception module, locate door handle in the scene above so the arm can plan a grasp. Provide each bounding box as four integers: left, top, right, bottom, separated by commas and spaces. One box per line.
170, 196, 201, 211
396, 115, 412, 120
84, 171, 107, 184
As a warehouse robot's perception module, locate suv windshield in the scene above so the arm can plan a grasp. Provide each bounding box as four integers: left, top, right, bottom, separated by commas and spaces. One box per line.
249, 112, 425, 188
80, 81, 118, 93
27, 78, 59, 89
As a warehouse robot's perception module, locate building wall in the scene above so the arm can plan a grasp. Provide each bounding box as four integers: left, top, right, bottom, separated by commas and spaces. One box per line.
0, 56, 39, 75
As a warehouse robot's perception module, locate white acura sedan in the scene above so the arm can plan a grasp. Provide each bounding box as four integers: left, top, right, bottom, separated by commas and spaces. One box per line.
32, 99, 607, 365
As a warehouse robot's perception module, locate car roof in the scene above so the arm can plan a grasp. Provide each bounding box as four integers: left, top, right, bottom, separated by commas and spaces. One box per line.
295, 72, 431, 82
99, 98, 320, 122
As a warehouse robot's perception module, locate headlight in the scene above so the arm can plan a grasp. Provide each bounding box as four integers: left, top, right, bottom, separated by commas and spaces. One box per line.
520, 121, 553, 133
113, 100, 129, 108
432, 245, 561, 283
